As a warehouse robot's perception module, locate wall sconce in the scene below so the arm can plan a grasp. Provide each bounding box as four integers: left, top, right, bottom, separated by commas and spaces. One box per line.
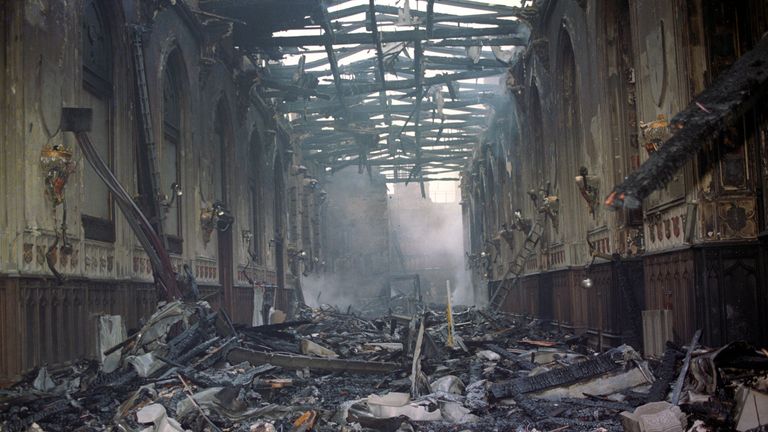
40, 144, 76, 206
162, 182, 183, 211
201, 201, 234, 244
575, 166, 600, 217
640, 114, 670, 155
303, 177, 320, 190
537, 193, 560, 232
242, 229, 253, 244
288, 248, 307, 264
511, 209, 533, 233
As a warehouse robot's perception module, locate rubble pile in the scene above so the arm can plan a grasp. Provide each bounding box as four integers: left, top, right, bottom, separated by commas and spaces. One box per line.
1, 300, 766, 432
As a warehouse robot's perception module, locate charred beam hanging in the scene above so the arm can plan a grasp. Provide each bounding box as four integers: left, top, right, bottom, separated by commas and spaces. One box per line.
430, 37, 527, 47
328, 3, 514, 25
368, 0, 392, 135
279, 96, 483, 114
606, 34, 768, 208
249, 25, 526, 47
437, 0, 526, 14
413, 38, 426, 197
336, 69, 501, 96
317, 2, 348, 119
426, 0, 435, 38
384, 177, 461, 183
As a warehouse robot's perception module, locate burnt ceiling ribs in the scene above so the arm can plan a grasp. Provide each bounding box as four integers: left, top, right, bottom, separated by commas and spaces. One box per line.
199, 0, 532, 183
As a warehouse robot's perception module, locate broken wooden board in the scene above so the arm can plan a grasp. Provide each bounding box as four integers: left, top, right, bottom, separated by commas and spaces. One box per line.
228, 347, 400, 374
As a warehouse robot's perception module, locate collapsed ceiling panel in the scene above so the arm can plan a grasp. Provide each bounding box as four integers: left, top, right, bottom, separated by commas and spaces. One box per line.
200, 0, 533, 183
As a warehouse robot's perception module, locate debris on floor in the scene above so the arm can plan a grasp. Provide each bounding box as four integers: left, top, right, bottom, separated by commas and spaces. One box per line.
0, 300, 766, 431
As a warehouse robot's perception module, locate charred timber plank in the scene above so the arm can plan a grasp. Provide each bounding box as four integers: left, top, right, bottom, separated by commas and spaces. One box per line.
318, 2, 348, 118
341, 69, 502, 96
369, 0, 392, 130
490, 353, 620, 399
384, 177, 461, 183
413, 38, 425, 196
608, 35, 768, 208
430, 37, 527, 47
330, 3, 519, 26
485, 343, 537, 370
671, 329, 701, 405
288, 52, 504, 75
228, 347, 399, 374
426, 0, 435, 37
281, 97, 490, 115
342, 156, 468, 167
438, 0, 528, 14
250, 25, 527, 47
646, 347, 683, 403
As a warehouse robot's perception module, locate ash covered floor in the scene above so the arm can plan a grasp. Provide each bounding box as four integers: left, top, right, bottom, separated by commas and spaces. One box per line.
2, 300, 766, 432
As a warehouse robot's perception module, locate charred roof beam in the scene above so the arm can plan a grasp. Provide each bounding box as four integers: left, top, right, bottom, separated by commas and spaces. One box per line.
317, 1, 348, 120
248, 25, 527, 48
368, 0, 393, 134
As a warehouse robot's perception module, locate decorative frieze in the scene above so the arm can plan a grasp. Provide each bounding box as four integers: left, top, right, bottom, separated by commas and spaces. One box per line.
548, 244, 566, 268
587, 227, 611, 257
194, 257, 218, 285
644, 205, 689, 252
20, 231, 79, 276
131, 249, 154, 282
83, 241, 115, 279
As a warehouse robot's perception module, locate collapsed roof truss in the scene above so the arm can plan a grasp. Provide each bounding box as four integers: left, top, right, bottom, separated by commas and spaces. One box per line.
201, 0, 532, 183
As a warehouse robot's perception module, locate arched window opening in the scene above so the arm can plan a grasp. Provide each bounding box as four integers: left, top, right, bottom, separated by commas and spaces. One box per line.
530, 84, 545, 179
212, 100, 229, 204
81, 0, 114, 242
162, 51, 183, 253
249, 131, 264, 265
556, 29, 586, 243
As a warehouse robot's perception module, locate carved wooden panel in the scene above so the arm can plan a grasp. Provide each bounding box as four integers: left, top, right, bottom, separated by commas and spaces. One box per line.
500, 279, 523, 315
552, 269, 582, 329
522, 276, 539, 318
588, 263, 614, 334
696, 245, 763, 346
232, 286, 255, 325
701, 198, 758, 241
643, 250, 695, 343
0, 280, 20, 383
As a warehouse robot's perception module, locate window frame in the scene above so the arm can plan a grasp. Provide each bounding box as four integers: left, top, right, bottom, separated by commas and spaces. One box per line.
81, 0, 115, 243
161, 52, 184, 255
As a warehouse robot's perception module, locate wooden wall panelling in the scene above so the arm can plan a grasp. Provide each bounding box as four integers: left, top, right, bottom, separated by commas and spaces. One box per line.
570, 269, 588, 332
643, 250, 695, 343
529, 275, 540, 317
0, 279, 21, 384
233, 286, 254, 325
589, 263, 612, 334
539, 272, 554, 321
696, 244, 762, 346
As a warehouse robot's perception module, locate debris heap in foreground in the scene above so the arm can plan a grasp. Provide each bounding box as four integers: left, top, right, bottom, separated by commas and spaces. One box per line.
1, 301, 766, 432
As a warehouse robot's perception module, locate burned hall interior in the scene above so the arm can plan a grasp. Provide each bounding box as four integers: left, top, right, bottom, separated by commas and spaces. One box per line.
1, 0, 768, 430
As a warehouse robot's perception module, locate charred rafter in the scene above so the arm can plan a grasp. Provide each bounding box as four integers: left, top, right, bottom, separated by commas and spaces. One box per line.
225, 0, 532, 179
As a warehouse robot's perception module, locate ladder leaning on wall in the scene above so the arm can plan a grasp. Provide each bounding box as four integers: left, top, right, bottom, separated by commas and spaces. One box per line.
488, 211, 547, 310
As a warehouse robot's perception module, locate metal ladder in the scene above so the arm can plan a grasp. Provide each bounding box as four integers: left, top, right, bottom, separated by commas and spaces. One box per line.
131, 28, 166, 244
489, 212, 546, 310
